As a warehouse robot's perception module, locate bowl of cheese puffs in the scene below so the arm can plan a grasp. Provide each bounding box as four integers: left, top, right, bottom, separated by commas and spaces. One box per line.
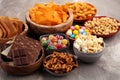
26, 1, 73, 35
43, 51, 78, 76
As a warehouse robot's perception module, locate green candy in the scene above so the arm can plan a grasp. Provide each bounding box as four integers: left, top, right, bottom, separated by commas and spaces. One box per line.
47, 45, 54, 50
42, 41, 48, 47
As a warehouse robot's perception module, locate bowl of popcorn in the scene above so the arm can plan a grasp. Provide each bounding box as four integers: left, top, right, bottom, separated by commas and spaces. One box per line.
39, 33, 70, 56
66, 25, 91, 43
73, 35, 105, 63
43, 51, 78, 76
84, 16, 120, 38
64, 2, 97, 22
26, 1, 73, 35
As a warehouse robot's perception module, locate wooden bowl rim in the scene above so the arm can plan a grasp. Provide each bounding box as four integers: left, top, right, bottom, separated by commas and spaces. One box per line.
26, 9, 73, 28
84, 16, 120, 38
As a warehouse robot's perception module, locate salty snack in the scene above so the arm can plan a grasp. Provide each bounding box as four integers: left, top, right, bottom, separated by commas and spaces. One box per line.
85, 17, 120, 36
0, 16, 24, 38
66, 25, 91, 40
74, 35, 104, 53
40, 34, 69, 50
29, 1, 68, 26
64, 2, 96, 21
44, 51, 78, 74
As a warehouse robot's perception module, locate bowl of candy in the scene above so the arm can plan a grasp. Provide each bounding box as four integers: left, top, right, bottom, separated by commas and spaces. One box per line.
73, 34, 105, 63
39, 33, 70, 56
26, 1, 73, 35
64, 2, 97, 22
43, 51, 78, 76
66, 25, 91, 43
84, 16, 120, 38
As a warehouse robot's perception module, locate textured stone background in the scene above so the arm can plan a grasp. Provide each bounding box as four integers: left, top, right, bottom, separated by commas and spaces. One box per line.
0, 0, 120, 80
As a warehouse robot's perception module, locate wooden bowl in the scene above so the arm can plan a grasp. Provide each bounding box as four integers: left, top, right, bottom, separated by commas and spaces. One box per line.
0, 48, 45, 76
0, 22, 28, 44
25, 10, 73, 35
65, 2, 97, 22
84, 16, 120, 38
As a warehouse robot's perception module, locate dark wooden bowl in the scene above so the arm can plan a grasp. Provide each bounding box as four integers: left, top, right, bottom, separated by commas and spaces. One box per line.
25, 10, 73, 35
0, 22, 28, 44
84, 16, 120, 38
66, 2, 97, 22
0, 48, 45, 76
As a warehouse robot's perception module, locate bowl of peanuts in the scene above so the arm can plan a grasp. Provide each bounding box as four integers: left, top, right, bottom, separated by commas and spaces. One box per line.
73, 35, 105, 63
84, 16, 120, 38
43, 51, 78, 76
64, 2, 97, 22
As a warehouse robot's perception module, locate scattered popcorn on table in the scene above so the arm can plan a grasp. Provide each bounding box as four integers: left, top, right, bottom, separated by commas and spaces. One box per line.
74, 35, 104, 53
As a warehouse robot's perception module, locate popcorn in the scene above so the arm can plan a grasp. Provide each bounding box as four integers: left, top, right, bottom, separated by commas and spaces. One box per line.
74, 35, 104, 53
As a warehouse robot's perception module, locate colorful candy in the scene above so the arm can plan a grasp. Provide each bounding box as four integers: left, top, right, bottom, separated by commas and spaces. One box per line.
41, 34, 68, 50
66, 25, 91, 40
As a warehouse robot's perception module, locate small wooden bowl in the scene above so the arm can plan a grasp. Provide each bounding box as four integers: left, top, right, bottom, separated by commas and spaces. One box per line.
84, 16, 120, 38
0, 48, 45, 76
65, 2, 97, 22
0, 22, 28, 44
25, 10, 73, 35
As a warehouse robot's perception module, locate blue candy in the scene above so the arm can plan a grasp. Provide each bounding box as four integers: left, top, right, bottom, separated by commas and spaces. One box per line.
70, 34, 75, 38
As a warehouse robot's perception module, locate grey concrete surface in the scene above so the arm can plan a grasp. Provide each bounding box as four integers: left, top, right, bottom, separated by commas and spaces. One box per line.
0, 0, 120, 80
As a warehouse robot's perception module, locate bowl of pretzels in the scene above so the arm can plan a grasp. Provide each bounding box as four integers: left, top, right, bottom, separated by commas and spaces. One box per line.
43, 51, 78, 76
0, 16, 28, 44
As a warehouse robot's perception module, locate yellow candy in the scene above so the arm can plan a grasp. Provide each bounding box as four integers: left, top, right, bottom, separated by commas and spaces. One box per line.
73, 30, 79, 35
75, 35, 80, 39
62, 39, 68, 45
48, 35, 54, 40
74, 25, 80, 30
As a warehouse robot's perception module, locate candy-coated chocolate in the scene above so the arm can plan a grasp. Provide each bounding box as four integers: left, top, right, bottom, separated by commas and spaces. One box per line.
74, 25, 80, 30
66, 30, 72, 35
70, 34, 75, 38
75, 35, 79, 39
70, 26, 75, 30
73, 30, 79, 35
81, 27, 86, 30
51, 37, 58, 42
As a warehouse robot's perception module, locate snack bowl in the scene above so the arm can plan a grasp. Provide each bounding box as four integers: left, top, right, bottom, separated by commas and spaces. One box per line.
43, 51, 78, 76
0, 21, 28, 44
73, 35, 105, 63
26, 9, 73, 35
64, 2, 97, 22
0, 48, 45, 76
84, 16, 120, 38
39, 33, 70, 56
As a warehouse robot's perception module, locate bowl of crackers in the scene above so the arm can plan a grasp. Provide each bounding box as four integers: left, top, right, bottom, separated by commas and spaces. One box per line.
26, 1, 73, 35
43, 51, 78, 76
64, 2, 97, 22
73, 35, 105, 63
0, 16, 28, 44
84, 16, 120, 38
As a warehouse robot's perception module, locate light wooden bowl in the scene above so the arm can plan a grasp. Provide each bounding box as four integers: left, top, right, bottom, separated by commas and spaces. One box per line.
26, 10, 73, 35
0, 22, 28, 44
0, 48, 45, 76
